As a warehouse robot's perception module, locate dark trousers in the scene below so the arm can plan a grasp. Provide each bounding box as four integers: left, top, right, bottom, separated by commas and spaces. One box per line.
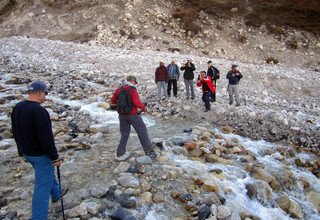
202, 91, 211, 110
118, 114, 154, 156
167, 79, 178, 97
211, 80, 216, 102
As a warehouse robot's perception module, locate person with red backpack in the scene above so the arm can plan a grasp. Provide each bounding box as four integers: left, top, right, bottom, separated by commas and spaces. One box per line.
197, 71, 216, 112
111, 75, 157, 161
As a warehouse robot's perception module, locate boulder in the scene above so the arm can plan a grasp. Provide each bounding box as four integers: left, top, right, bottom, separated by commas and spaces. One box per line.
221, 126, 234, 134
118, 174, 140, 188
68, 202, 88, 217
216, 205, 232, 219
85, 201, 102, 215
245, 181, 273, 204
277, 196, 303, 219
306, 191, 320, 212
138, 192, 153, 205
198, 206, 211, 220
189, 147, 203, 157
108, 206, 136, 220
136, 156, 152, 165
90, 185, 109, 198
113, 162, 131, 174
205, 154, 231, 165
203, 178, 220, 192
185, 141, 197, 151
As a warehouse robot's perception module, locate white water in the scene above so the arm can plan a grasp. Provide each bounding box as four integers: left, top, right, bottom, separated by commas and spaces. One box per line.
155, 130, 320, 220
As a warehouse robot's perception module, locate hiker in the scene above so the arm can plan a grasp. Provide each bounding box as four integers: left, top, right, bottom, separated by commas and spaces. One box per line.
181, 58, 196, 100
167, 59, 180, 98
11, 81, 63, 220
155, 60, 168, 101
226, 64, 243, 106
197, 71, 216, 112
111, 75, 157, 161
207, 60, 220, 102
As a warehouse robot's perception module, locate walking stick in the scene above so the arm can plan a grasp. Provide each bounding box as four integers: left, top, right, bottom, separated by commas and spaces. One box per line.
57, 166, 66, 220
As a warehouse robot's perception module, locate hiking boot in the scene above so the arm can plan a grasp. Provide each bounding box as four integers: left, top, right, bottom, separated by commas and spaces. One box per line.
145, 150, 157, 159
52, 188, 69, 203
235, 103, 241, 107
115, 152, 131, 161
229, 102, 233, 105
204, 108, 210, 112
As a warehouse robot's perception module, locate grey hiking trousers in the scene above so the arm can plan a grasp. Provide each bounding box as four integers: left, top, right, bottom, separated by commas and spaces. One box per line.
117, 114, 154, 156
228, 84, 240, 105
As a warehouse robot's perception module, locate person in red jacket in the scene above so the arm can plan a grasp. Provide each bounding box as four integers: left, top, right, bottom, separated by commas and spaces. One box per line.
155, 60, 168, 101
197, 71, 216, 112
111, 75, 156, 161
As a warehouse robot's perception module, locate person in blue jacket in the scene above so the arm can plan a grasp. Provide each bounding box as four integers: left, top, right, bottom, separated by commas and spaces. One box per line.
167, 59, 180, 97
11, 81, 62, 220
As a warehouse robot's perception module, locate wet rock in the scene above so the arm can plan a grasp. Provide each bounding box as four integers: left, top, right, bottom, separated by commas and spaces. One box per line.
185, 141, 197, 151
200, 193, 222, 206
198, 206, 211, 220
109, 206, 136, 220
117, 174, 140, 188
189, 147, 203, 157
202, 177, 220, 192
251, 168, 277, 186
205, 154, 231, 165
0, 197, 8, 207
136, 156, 152, 165
306, 191, 320, 212
245, 181, 273, 204
277, 196, 303, 219
114, 162, 131, 174
216, 205, 232, 219
221, 126, 234, 134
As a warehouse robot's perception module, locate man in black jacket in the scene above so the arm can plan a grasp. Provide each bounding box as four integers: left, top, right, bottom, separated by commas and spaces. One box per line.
207, 60, 220, 102
181, 58, 196, 100
11, 81, 62, 220
226, 65, 243, 106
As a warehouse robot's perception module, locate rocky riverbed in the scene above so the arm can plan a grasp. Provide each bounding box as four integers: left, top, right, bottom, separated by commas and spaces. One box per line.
0, 37, 319, 219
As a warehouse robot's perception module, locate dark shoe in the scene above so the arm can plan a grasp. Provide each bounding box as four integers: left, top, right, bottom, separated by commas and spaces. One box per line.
204, 109, 210, 112
191, 97, 195, 100
229, 102, 233, 105
52, 188, 69, 203
235, 104, 240, 106
146, 150, 157, 159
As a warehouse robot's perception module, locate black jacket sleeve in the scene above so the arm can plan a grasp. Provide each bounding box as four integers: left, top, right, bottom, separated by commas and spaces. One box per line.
11, 107, 23, 156
34, 108, 59, 160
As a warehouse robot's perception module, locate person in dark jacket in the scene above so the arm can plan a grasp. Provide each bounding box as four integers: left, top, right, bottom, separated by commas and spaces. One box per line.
111, 75, 157, 161
226, 65, 243, 106
155, 60, 169, 101
181, 58, 196, 100
197, 71, 216, 112
167, 59, 180, 97
207, 60, 220, 102
11, 81, 62, 220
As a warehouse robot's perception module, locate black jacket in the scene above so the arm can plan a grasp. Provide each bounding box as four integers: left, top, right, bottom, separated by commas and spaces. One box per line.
207, 66, 220, 81
226, 70, 243, 85
11, 100, 59, 160
181, 62, 196, 80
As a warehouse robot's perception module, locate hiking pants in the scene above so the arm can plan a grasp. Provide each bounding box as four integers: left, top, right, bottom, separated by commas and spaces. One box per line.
184, 79, 195, 99
24, 155, 60, 220
211, 80, 217, 102
118, 114, 154, 156
228, 84, 240, 105
202, 91, 211, 110
167, 79, 178, 97
157, 81, 168, 101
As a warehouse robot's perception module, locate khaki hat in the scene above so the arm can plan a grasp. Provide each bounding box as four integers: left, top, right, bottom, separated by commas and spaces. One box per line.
127, 75, 137, 84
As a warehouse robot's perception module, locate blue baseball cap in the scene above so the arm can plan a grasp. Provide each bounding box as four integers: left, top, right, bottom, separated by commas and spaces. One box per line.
27, 81, 48, 95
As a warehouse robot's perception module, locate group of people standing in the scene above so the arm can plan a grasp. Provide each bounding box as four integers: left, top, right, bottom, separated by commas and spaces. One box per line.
155, 58, 243, 111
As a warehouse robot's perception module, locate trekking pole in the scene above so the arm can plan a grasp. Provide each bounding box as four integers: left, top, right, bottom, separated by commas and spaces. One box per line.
57, 166, 66, 220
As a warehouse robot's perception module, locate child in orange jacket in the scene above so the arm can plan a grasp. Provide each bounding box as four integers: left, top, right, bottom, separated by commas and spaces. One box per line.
197, 71, 216, 112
